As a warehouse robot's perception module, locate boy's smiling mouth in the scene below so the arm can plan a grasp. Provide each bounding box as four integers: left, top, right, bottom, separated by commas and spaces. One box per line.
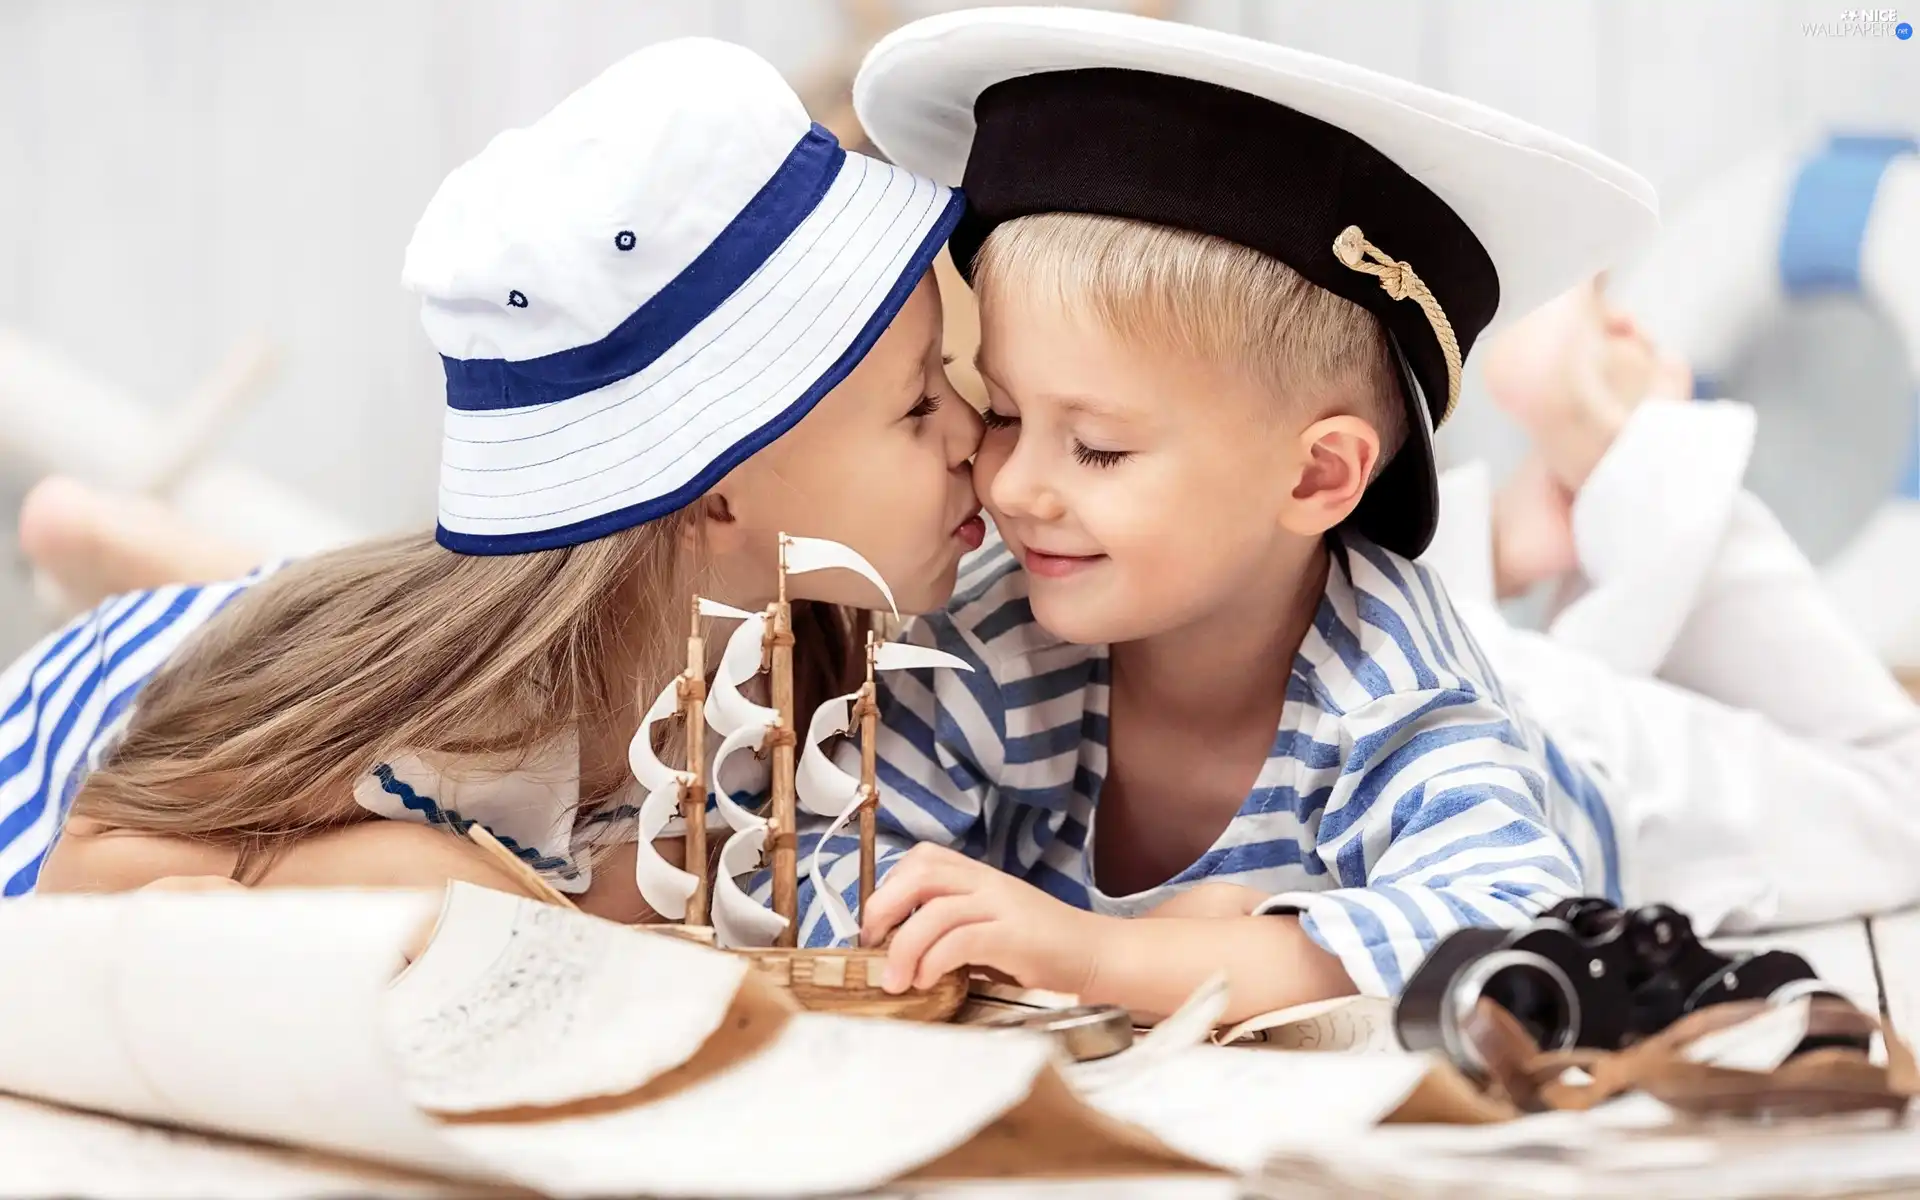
1021, 547, 1107, 578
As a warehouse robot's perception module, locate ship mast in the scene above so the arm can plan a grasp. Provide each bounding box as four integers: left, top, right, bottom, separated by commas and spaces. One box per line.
679, 596, 710, 927
767, 534, 800, 945
856, 629, 881, 911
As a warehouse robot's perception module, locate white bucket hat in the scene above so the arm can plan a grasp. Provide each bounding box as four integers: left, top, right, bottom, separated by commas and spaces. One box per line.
404, 38, 963, 554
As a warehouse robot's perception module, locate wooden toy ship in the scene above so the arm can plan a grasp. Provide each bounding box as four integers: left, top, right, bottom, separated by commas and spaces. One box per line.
625, 533, 972, 1021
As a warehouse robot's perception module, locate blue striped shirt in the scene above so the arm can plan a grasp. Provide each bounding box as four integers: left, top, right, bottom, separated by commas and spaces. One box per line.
792, 529, 1620, 998
0, 574, 269, 896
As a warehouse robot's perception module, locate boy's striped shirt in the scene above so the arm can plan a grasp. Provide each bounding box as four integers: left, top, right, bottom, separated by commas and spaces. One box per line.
789, 528, 1619, 998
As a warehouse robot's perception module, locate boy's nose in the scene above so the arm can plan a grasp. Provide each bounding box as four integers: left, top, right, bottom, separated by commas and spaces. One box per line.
985, 443, 1065, 524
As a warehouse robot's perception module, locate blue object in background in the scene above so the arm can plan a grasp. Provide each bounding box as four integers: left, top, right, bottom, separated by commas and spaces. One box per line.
1779, 134, 1915, 294
1778, 133, 1920, 496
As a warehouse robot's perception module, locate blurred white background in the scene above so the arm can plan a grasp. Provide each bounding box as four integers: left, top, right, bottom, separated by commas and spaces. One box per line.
2, 0, 1918, 658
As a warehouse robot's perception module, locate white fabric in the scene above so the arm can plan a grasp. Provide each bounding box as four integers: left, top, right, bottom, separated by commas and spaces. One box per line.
626, 681, 686, 795
712, 826, 788, 948
403, 40, 808, 363
795, 694, 860, 819
698, 598, 755, 621
782, 535, 899, 617
709, 723, 773, 834
401, 38, 959, 549
351, 736, 598, 895
1423, 399, 1920, 931
1548, 400, 1755, 678
810, 786, 871, 943
854, 6, 1658, 332
873, 643, 973, 674
705, 614, 779, 736
434, 154, 952, 540
633, 779, 699, 920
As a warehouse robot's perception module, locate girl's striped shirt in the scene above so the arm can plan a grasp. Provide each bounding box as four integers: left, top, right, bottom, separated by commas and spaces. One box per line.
0, 567, 613, 898
0, 574, 267, 896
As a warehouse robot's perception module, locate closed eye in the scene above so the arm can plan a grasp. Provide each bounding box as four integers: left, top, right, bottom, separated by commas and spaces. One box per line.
1072, 442, 1129, 468
906, 393, 943, 420
980, 408, 1018, 431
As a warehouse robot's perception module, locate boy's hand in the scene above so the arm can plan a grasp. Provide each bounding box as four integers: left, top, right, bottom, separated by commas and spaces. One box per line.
860, 844, 1108, 995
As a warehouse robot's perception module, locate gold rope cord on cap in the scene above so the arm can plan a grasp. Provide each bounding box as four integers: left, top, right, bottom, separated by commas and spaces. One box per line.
1332, 225, 1463, 426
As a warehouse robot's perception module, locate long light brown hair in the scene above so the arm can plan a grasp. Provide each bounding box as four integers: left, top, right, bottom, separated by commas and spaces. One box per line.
71, 514, 861, 880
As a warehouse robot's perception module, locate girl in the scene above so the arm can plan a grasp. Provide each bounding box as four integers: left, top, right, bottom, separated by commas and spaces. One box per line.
3, 37, 984, 909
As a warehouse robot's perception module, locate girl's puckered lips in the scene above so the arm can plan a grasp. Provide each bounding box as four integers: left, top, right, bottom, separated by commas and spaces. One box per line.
954, 511, 986, 550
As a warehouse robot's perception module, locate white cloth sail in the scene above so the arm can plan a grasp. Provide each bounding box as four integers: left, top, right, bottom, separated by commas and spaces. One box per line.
795, 693, 860, 818
809, 784, 873, 944
626, 678, 685, 795
782, 535, 898, 617
800, 648, 973, 942
697, 597, 755, 621
632, 776, 698, 920
795, 650, 972, 820
873, 643, 972, 674
631, 568, 975, 942
711, 825, 789, 949
705, 612, 779, 736
709, 722, 772, 833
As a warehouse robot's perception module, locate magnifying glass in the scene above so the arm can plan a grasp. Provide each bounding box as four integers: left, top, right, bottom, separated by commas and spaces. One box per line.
977, 1003, 1135, 1062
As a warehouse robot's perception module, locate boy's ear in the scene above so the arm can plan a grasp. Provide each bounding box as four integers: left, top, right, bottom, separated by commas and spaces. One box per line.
1280, 415, 1380, 536
690, 491, 749, 557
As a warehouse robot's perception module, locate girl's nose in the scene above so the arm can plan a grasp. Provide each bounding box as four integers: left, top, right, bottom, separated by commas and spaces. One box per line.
946, 396, 985, 466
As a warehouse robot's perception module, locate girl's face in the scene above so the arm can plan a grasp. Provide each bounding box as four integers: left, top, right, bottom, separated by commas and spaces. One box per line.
707, 274, 986, 615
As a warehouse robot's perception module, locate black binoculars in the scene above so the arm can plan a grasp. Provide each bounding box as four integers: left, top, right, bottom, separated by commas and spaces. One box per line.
1395, 897, 1866, 1078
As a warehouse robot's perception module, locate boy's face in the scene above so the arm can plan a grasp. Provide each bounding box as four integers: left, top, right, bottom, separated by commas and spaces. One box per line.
974, 289, 1365, 645
712, 275, 987, 615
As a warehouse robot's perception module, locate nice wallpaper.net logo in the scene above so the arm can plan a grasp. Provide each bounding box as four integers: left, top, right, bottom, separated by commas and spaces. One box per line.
1804, 8, 1913, 36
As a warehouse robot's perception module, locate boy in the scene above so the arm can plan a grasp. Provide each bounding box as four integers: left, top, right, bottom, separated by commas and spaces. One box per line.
794, 8, 1660, 1021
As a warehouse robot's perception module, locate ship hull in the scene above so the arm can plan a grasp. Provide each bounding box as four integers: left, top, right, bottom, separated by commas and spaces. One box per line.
732, 946, 967, 1022
639, 927, 965, 1022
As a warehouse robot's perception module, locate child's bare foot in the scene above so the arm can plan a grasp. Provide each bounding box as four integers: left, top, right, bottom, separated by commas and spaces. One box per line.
1481, 277, 1633, 492
18, 475, 264, 610
1491, 454, 1578, 599
1482, 275, 1695, 495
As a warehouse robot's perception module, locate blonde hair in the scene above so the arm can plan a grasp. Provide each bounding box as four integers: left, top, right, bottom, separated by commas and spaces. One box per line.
72, 518, 861, 881
971, 213, 1405, 465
